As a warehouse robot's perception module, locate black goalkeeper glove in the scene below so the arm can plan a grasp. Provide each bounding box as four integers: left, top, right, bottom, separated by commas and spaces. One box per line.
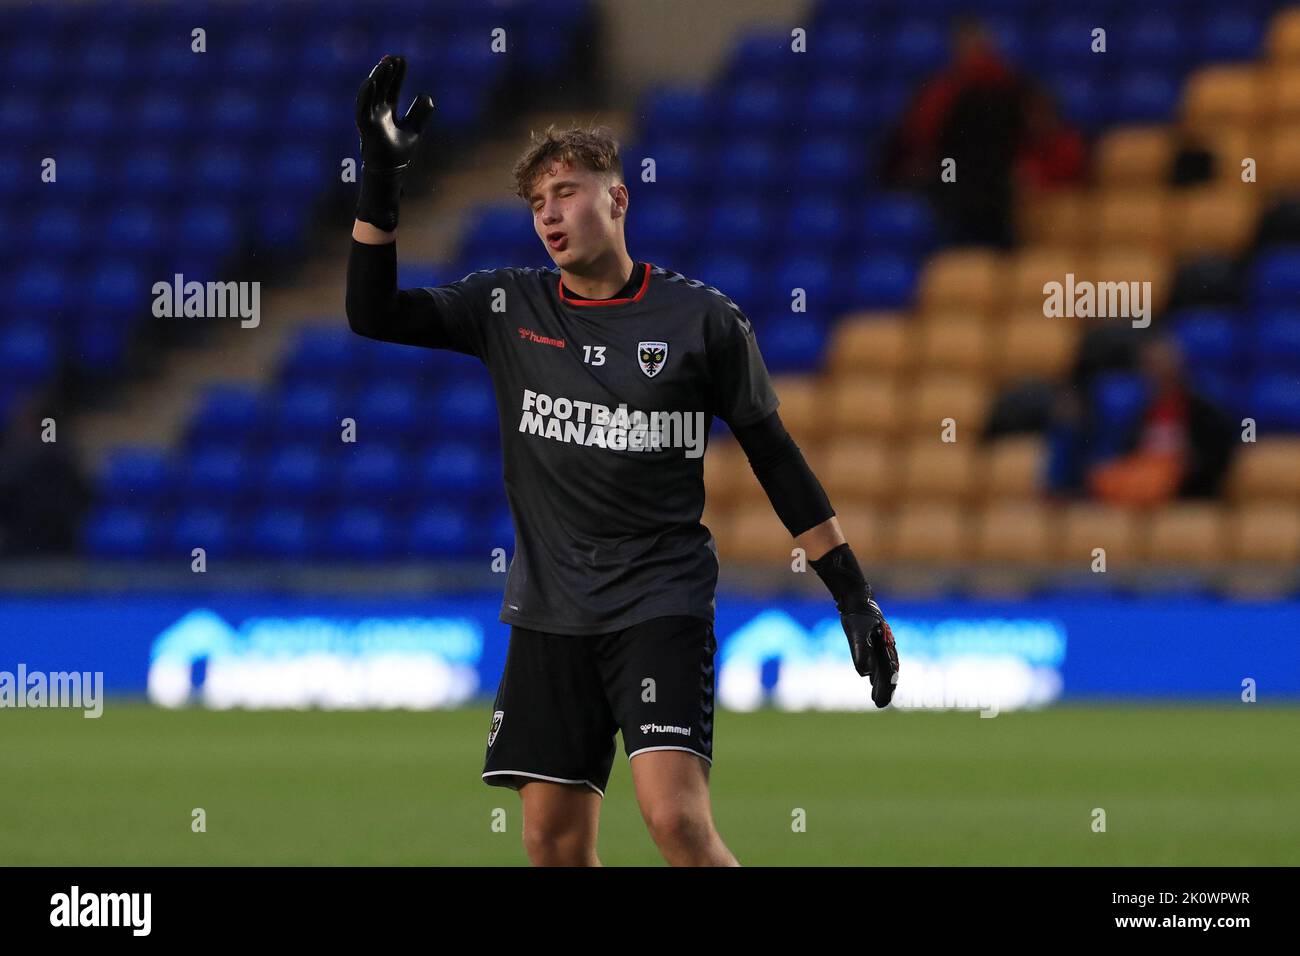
809, 542, 900, 708
354, 54, 435, 232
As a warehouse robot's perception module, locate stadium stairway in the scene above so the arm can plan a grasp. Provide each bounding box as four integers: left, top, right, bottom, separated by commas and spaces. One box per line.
66, 108, 634, 478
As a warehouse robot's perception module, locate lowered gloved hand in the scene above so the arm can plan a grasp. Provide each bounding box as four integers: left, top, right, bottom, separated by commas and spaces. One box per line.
809, 542, 900, 708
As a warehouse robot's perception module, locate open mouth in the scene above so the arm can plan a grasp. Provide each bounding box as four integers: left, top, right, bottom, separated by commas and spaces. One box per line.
546, 231, 568, 251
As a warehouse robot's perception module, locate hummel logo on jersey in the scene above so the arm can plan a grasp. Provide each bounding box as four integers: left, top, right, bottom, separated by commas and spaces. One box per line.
488, 710, 504, 747
518, 326, 566, 348
638, 341, 668, 377
640, 722, 691, 736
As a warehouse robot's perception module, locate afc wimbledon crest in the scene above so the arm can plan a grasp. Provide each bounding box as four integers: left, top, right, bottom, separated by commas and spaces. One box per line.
638, 341, 668, 378
488, 710, 504, 747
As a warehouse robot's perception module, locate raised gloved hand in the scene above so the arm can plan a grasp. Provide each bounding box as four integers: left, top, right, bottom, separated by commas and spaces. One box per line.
354, 54, 435, 231
809, 543, 900, 708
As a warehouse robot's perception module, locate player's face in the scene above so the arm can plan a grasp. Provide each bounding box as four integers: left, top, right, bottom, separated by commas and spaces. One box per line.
529, 160, 624, 270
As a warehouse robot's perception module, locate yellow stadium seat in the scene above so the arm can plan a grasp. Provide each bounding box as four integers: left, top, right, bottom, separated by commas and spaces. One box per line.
901, 375, 990, 435
1183, 65, 1267, 133
769, 374, 827, 444
1206, 126, 1263, 186
829, 504, 891, 560
975, 502, 1054, 562
1095, 125, 1175, 187
1058, 503, 1142, 568
826, 312, 913, 377
1267, 7, 1300, 63
890, 502, 969, 561
917, 250, 1005, 316
983, 436, 1047, 500
897, 439, 979, 502
1229, 504, 1300, 562
1088, 248, 1172, 319
703, 438, 763, 507
1095, 189, 1170, 248
1229, 438, 1300, 501
1007, 248, 1094, 312
915, 317, 990, 376
1169, 185, 1260, 258
1261, 128, 1300, 193
1017, 189, 1091, 247
1142, 504, 1227, 566
1267, 65, 1300, 121
821, 438, 897, 503
828, 377, 902, 436
726, 503, 796, 563
994, 314, 1080, 382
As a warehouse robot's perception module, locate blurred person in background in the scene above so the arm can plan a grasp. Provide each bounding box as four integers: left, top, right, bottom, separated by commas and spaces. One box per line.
881, 18, 1085, 246
0, 393, 94, 556
1045, 336, 1236, 507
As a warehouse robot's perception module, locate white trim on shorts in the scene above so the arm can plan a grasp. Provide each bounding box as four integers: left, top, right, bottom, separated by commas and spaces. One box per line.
626, 745, 713, 765
482, 769, 605, 797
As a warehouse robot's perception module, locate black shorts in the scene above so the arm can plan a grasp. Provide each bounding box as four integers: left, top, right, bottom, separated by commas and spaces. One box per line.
481, 615, 717, 797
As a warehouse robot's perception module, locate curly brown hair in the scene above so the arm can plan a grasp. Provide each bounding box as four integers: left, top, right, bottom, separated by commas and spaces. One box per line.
512, 124, 624, 202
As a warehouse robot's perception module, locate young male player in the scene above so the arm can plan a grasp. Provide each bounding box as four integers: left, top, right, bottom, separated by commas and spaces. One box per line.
345, 55, 899, 866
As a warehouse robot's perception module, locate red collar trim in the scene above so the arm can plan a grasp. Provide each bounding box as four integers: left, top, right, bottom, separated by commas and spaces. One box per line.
557, 262, 652, 306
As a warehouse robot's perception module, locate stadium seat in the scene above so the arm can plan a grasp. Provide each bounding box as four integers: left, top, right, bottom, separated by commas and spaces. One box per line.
915, 318, 990, 377
828, 378, 902, 436
1229, 503, 1300, 562
703, 440, 763, 507
826, 313, 912, 378
1057, 504, 1142, 568
916, 250, 1005, 317
1228, 438, 1300, 500
1143, 504, 1227, 566
996, 314, 1080, 383
725, 503, 794, 563
1267, 7, 1300, 63
1007, 248, 1093, 312
821, 439, 897, 503
1096, 190, 1170, 249
890, 503, 969, 562
902, 375, 990, 435
1169, 186, 1260, 258
897, 440, 978, 502
974, 502, 1054, 563
1183, 65, 1267, 133
983, 436, 1047, 501
766, 375, 828, 445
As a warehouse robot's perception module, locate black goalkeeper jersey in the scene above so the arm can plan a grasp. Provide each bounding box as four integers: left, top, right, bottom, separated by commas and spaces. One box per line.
351, 245, 780, 635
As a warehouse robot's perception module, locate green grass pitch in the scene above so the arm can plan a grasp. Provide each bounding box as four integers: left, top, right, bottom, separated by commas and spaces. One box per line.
2, 703, 1296, 865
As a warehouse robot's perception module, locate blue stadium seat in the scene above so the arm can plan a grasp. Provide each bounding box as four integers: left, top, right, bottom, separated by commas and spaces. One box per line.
641, 87, 712, 138
1251, 309, 1300, 372
83, 506, 158, 559
406, 505, 475, 558
184, 442, 256, 503
0, 322, 56, 387
325, 506, 396, 561
1090, 371, 1151, 458
848, 252, 918, 309
1248, 373, 1300, 431
1172, 309, 1241, 369
100, 447, 177, 503
189, 386, 264, 443
860, 195, 937, 256
246, 506, 316, 559
336, 443, 407, 501
1250, 247, 1300, 306
170, 505, 238, 559
785, 196, 851, 248
260, 444, 329, 504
